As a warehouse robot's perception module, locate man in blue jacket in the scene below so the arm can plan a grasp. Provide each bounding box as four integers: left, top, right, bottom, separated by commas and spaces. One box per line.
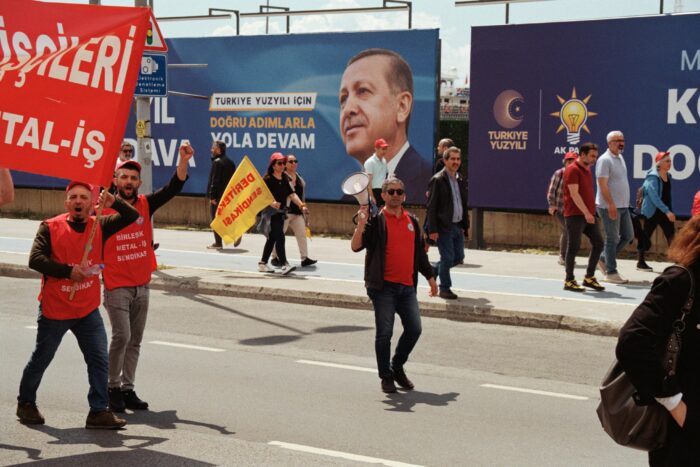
637, 151, 676, 271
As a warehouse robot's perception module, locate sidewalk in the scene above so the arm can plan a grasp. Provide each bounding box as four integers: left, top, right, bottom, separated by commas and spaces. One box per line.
0, 217, 667, 337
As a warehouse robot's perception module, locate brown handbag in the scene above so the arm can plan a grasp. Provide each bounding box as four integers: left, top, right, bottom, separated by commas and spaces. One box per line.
596, 265, 694, 451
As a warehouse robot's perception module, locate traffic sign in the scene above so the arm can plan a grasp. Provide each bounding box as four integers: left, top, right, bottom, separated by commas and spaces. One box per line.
135, 53, 167, 97
144, 10, 167, 52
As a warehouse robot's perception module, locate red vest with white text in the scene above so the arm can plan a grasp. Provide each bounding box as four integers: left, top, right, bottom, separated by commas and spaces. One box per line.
40, 214, 102, 320
102, 195, 156, 290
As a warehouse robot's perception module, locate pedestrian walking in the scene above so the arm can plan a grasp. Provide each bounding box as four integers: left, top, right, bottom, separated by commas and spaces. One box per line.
258, 152, 307, 275
433, 138, 453, 174
207, 140, 236, 249
271, 154, 317, 268
616, 216, 700, 465
364, 139, 389, 206
426, 147, 468, 300
547, 151, 578, 265
562, 142, 605, 292
351, 177, 437, 393
102, 143, 193, 413
596, 130, 634, 284
637, 151, 676, 272
17, 182, 138, 429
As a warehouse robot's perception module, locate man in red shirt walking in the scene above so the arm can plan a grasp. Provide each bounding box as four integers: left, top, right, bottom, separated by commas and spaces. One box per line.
351, 177, 437, 393
562, 142, 605, 292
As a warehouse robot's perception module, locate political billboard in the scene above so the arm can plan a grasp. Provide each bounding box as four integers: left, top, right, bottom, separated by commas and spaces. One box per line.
469, 13, 700, 216
12, 29, 439, 205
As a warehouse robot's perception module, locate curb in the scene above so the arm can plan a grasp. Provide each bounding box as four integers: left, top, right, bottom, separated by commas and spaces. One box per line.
0, 263, 621, 337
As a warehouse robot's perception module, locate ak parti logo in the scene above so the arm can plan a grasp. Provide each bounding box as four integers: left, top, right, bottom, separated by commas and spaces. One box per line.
550, 87, 597, 145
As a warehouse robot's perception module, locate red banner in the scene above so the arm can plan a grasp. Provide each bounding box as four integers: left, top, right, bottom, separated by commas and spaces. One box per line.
0, 0, 149, 188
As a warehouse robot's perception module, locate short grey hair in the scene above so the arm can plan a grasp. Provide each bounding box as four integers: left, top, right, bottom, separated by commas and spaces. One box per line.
442, 146, 461, 161
382, 177, 405, 191
606, 130, 623, 143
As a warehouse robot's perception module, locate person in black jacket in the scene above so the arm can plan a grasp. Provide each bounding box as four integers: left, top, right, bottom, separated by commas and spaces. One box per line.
616, 216, 700, 466
351, 177, 437, 394
426, 147, 469, 300
206, 141, 236, 249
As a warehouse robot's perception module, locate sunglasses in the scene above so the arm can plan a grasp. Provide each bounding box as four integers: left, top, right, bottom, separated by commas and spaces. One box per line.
287, 160, 298, 164
121, 149, 133, 153
274, 161, 286, 166
385, 188, 404, 196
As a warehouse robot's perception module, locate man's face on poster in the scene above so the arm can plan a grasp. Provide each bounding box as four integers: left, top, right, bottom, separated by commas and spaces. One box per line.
339, 55, 410, 162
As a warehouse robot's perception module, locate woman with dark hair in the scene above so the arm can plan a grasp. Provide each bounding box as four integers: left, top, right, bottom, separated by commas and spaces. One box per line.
258, 152, 306, 275
616, 216, 700, 465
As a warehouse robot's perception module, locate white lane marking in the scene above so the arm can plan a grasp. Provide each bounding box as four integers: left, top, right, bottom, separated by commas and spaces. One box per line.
296, 359, 375, 373
25, 325, 37, 330
481, 383, 589, 400
269, 441, 424, 467
451, 288, 636, 306
0, 250, 28, 255
149, 340, 225, 352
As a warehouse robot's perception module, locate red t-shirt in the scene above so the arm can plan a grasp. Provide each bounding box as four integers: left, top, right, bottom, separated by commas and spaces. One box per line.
384, 209, 415, 286
563, 160, 595, 217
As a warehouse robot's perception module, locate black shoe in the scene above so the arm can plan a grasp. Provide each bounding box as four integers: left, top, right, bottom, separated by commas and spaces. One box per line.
439, 289, 458, 300
153, 242, 160, 251
17, 401, 45, 425
122, 389, 149, 410
392, 367, 415, 390
108, 387, 125, 413
270, 257, 282, 267
381, 377, 397, 394
636, 261, 653, 272
582, 276, 605, 291
564, 279, 585, 292
85, 410, 127, 429
301, 258, 317, 267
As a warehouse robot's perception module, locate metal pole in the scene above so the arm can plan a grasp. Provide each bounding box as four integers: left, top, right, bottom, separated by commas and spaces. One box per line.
660, 0, 664, 14
135, 0, 153, 194
505, 3, 510, 23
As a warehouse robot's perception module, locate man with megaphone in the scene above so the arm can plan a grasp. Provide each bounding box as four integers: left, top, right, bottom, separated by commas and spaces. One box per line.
351, 177, 437, 394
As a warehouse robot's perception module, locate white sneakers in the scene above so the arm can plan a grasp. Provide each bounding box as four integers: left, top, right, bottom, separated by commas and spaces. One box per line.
258, 262, 296, 275
604, 272, 629, 284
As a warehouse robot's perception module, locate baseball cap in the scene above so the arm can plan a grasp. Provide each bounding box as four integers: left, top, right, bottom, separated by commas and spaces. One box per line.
117, 159, 142, 172
563, 151, 578, 162
269, 152, 286, 163
374, 138, 389, 149
655, 151, 671, 165
65, 180, 93, 193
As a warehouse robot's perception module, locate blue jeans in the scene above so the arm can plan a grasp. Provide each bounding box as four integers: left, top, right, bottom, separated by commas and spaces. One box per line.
597, 207, 634, 274
367, 282, 422, 379
18, 308, 109, 412
436, 223, 465, 291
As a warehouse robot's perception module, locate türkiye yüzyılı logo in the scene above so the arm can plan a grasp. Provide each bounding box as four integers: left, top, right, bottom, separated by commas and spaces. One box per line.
489, 90, 527, 151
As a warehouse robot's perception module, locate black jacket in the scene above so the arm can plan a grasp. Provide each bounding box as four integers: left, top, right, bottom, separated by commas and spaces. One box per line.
207, 155, 236, 201
426, 168, 469, 234
353, 210, 434, 290
617, 265, 700, 462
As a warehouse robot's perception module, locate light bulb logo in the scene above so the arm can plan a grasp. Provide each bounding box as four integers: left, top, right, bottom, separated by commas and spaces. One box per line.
550, 87, 597, 145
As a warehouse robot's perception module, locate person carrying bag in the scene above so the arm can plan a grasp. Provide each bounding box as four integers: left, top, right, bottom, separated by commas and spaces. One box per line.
602, 216, 700, 466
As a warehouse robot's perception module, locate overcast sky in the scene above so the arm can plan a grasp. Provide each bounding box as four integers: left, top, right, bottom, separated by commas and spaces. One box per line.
46, 0, 700, 84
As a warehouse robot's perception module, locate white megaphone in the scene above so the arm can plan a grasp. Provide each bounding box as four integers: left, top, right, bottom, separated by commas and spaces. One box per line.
341, 172, 371, 206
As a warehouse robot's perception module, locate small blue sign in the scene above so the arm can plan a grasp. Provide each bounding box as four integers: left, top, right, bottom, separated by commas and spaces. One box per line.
135, 53, 167, 97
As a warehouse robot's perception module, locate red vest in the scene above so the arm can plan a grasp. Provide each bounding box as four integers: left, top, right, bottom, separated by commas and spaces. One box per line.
102, 195, 156, 290
40, 214, 102, 320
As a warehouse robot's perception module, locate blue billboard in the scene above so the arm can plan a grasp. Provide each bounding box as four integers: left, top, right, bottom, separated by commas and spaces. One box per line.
13, 29, 439, 205
469, 13, 700, 216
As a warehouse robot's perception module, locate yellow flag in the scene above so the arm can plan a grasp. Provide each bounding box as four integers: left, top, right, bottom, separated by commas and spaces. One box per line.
210, 156, 274, 245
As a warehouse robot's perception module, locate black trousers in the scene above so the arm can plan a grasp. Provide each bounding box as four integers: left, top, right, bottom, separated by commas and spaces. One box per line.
638, 210, 675, 253
261, 213, 287, 264
210, 203, 221, 246
564, 215, 604, 281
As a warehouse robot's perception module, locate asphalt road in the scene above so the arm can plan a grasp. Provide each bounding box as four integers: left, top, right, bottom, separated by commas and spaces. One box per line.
0, 276, 645, 466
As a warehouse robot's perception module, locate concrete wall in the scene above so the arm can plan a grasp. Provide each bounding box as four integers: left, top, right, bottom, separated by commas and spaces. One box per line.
0, 188, 674, 254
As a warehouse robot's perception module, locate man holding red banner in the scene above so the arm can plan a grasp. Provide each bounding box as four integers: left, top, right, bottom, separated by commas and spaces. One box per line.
103, 143, 193, 413
18, 182, 138, 429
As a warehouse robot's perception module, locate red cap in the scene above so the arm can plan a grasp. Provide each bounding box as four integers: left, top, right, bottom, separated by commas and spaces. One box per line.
117, 159, 142, 172
66, 180, 92, 193
563, 151, 578, 161
269, 152, 286, 164
655, 151, 671, 165
374, 138, 389, 149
